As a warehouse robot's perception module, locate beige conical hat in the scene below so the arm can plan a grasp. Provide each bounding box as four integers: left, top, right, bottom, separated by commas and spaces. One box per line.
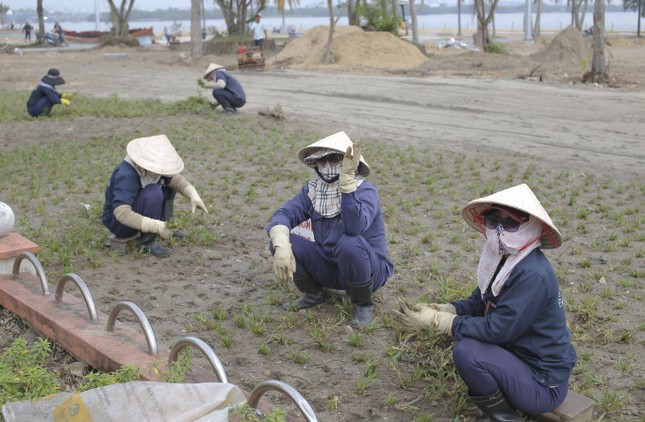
297, 131, 370, 176
126, 134, 184, 175
203, 63, 224, 78
461, 183, 562, 249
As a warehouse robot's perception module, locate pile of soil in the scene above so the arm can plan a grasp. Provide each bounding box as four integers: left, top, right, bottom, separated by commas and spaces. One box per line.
273, 25, 428, 71
531, 24, 592, 65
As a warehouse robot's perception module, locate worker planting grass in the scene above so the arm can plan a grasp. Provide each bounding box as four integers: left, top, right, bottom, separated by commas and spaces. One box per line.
0, 88, 643, 420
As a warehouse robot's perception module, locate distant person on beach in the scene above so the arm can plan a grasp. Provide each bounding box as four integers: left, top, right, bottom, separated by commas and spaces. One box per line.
198, 63, 246, 116
101, 134, 208, 258
26, 68, 72, 117
53, 22, 68, 46
22, 21, 32, 41
266, 132, 393, 327
164, 26, 171, 45
249, 14, 267, 50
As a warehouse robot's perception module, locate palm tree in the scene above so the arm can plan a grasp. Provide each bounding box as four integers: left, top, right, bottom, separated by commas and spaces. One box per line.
276, 0, 300, 33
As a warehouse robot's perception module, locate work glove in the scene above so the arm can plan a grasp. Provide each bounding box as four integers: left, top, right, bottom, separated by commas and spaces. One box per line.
184, 185, 208, 214
339, 139, 361, 193
60, 98, 71, 106
391, 301, 456, 336
197, 78, 207, 88
269, 225, 296, 283
61, 92, 75, 100
428, 303, 457, 315
141, 217, 173, 239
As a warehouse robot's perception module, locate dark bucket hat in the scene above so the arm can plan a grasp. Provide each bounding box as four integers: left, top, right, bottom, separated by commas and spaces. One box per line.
41, 68, 65, 86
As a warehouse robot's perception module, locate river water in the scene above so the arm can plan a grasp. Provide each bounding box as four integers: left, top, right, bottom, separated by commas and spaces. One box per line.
56, 11, 641, 36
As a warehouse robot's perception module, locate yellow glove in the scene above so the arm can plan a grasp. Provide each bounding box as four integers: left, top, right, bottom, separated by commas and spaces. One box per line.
141, 217, 173, 240
61, 92, 75, 100
391, 301, 456, 336
269, 225, 296, 283
339, 139, 361, 193
197, 78, 207, 88
184, 185, 208, 214
428, 303, 457, 315
60, 98, 71, 106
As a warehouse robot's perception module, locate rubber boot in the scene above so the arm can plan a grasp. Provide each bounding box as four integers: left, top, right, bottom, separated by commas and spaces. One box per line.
218, 99, 237, 116
282, 274, 323, 311
346, 278, 374, 328
469, 390, 522, 422
161, 199, 185, 238
138, 233, 172, 258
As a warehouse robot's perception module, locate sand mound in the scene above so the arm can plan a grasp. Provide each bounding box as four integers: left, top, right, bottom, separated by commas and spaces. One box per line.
274, 25, 428, 70
531, 25, 591, 64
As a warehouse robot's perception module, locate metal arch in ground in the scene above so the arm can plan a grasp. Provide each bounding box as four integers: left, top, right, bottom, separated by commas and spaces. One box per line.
168, 336, 228, 383
106, 301, 158, 356
11, 251, 49, 295
54, 273, 98, 323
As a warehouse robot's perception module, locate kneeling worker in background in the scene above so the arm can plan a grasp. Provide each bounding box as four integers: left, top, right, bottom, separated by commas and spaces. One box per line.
102, 134, 208, 257
198, 63, 246, 116
27, 68, 72, 117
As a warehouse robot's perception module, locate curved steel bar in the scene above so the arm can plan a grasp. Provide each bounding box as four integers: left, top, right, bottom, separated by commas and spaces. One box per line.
248, 380, 318, 422
54, 273, 98, 323
106, 301, 158, 355
11, 251, 50, 295
168, 336, 228, 383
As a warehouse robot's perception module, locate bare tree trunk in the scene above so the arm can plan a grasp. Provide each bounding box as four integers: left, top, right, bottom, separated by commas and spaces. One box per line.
474, 0, 499, 51
37, 0, 44, 39
591, 0, 605, 82
457, 0, 462, 36
323, 0, 335, 64
107, 0, 136, 39
191, 0, 203, 57
410, 0, 419, 44
533, 0, 541, 39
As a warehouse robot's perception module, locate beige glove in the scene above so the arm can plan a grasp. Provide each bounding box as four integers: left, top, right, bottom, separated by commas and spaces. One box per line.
169, 175, 208, 213
339, 139, 361, 194
269, 225, 296, 283
184, 185, 208, 214
197, 78, 207, 88
428, 303, 457, 315
141, 217, 173, 239
391, 302, 456, 336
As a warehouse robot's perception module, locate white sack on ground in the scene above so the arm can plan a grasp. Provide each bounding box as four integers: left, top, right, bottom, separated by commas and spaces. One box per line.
2, 381, 246, 422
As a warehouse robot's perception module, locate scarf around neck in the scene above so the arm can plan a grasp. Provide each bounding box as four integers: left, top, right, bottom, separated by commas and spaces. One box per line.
477, 216, 543, 298
124, 155, 161, 188
308, 177, 364, 218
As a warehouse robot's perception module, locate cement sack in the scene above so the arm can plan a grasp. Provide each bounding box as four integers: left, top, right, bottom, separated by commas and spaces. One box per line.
2, 381, 246, 422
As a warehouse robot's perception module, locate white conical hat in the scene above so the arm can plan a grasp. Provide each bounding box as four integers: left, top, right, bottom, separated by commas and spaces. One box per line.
203, 63, 224, 78
461, 183, 562, 249
126, 134, 184, 175
297, 131, 370, 176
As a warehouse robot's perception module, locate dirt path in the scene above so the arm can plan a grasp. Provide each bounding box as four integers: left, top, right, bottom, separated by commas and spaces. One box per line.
3, 47, 643, 179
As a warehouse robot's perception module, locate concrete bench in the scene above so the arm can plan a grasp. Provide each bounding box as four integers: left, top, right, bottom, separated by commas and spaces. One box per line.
107, 233, 139, 254
538, 390, 594, 422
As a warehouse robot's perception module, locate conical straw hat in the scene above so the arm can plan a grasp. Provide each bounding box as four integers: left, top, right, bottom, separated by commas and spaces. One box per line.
461, 183, 562, 249
126, 134, 184, 175
203, 63, 224, 78
297, 131, 370, 176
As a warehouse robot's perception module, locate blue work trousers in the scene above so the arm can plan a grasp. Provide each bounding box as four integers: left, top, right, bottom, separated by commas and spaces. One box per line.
111, 184, 175, 238
453, 338, 568, 414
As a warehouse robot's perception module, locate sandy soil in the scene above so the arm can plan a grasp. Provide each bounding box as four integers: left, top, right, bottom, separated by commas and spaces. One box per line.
1, 28, 644, 420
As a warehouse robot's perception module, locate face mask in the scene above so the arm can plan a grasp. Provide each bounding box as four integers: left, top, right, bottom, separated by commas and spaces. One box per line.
484, 217, 542, 255
317, 162, 340, 183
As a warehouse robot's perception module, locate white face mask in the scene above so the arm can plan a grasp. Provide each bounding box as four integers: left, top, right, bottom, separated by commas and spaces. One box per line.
484, 216, 543, 255
317, 162, 340, 182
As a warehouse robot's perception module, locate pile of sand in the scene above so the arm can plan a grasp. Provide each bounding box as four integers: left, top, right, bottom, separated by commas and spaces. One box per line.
531, 25, 592, 64
273, 25, 428, 71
